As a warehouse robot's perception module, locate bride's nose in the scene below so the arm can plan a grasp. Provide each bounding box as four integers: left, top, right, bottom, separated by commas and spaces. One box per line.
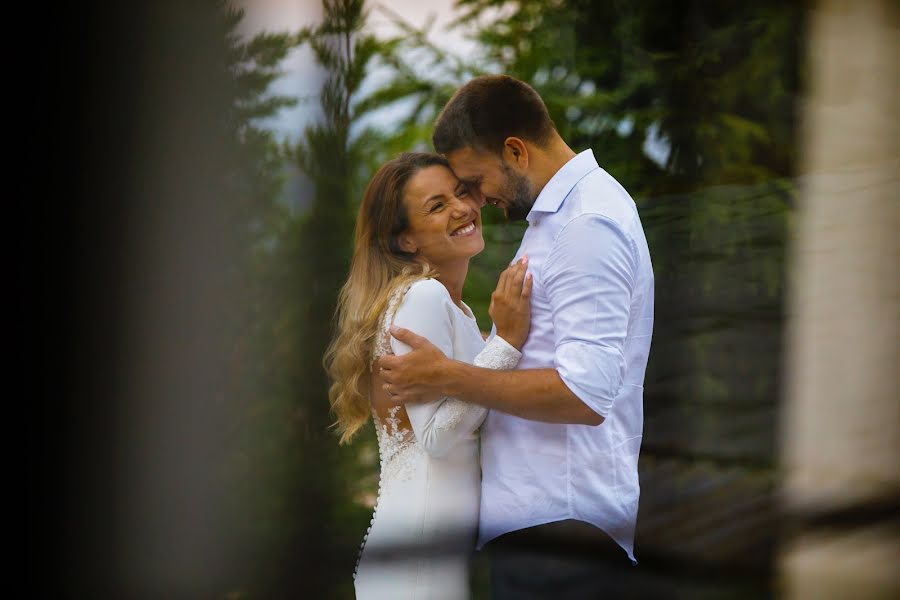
448, 196, 472, 218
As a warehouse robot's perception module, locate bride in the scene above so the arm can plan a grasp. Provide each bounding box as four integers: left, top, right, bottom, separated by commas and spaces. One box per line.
324, 152, 532, 599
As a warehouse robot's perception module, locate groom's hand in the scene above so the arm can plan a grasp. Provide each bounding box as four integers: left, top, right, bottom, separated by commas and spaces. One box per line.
377, 327, 449, 404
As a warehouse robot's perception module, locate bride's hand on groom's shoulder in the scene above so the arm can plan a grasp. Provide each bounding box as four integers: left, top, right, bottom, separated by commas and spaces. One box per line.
490, 256, 533, 351
378, 328, 448, 404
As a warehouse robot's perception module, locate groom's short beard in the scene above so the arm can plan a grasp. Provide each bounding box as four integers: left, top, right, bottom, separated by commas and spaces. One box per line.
500, 162, 535, 222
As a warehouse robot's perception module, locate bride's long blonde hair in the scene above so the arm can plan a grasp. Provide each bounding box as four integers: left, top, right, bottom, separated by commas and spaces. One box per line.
324, 152, 448, 444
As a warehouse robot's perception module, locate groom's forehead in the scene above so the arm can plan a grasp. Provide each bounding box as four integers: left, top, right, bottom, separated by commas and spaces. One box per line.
446, 147, 497, 179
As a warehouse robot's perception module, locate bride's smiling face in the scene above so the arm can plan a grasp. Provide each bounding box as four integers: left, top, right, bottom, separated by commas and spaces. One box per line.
397, 165, 484, 267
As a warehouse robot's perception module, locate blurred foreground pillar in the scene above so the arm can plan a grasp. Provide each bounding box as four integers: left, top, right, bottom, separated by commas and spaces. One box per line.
780, 1, 899, 598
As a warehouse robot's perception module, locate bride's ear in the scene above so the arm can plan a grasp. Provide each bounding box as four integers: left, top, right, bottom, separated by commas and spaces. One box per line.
396, 233, 417, 254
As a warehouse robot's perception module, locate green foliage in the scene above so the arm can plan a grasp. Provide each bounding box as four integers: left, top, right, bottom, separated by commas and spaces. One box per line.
216, 2, 378, 596
216, 4, 311, 596
239, 0, 452, 595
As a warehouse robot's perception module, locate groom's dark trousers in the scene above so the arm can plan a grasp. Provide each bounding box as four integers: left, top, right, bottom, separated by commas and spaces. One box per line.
485, 520, 650, 600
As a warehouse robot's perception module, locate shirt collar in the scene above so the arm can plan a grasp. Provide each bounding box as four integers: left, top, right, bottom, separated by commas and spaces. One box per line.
526, 149, 600, 223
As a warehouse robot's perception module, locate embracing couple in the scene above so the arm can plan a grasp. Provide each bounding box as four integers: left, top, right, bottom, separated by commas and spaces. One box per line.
325, 75, 654, 599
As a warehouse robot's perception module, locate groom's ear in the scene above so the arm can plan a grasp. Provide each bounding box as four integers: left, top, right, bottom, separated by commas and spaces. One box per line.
502, 137, 529, 170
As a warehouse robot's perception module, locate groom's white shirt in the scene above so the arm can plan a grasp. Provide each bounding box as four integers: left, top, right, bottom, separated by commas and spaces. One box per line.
478, 148, 654, 562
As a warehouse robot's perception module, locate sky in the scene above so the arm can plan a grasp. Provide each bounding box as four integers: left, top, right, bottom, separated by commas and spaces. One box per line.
238, 0, 479, 142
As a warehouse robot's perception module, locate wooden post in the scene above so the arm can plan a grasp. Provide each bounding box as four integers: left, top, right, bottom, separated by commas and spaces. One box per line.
780, 1, 899, 598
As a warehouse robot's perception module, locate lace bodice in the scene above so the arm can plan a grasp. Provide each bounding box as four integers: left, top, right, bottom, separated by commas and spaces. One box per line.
372, 405, 421, 484
371, 283, 409, 367
369, 284, 422, 484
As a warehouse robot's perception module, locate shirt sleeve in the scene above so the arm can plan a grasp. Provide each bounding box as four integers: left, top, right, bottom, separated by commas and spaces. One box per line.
390, 279, 520, 458
543, 214, 638, 418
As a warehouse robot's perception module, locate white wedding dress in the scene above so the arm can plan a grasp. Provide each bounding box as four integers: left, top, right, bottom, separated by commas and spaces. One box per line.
353, 278, 522, 600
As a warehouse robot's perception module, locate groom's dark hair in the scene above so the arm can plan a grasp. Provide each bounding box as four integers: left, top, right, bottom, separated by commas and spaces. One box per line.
432, 75, 556, 156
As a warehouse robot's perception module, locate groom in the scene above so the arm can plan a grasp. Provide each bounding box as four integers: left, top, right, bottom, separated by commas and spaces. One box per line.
378, 75, 654, 598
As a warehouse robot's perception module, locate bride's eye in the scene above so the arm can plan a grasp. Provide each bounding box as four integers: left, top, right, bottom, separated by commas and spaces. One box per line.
429, 202, 444, 212
456, 187, 469, 198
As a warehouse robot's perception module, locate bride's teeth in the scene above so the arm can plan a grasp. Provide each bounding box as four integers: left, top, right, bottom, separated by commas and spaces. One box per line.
452, 222, 475, 236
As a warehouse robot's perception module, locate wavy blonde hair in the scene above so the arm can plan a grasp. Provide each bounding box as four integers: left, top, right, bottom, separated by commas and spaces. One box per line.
324, 153, 449, 444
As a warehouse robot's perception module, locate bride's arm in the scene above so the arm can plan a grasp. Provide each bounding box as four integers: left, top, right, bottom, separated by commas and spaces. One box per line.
390, 280, 521, 458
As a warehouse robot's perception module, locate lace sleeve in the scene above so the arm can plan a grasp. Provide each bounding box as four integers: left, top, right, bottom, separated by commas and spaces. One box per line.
473, 335, 522, 370
412, 335, 522, 456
